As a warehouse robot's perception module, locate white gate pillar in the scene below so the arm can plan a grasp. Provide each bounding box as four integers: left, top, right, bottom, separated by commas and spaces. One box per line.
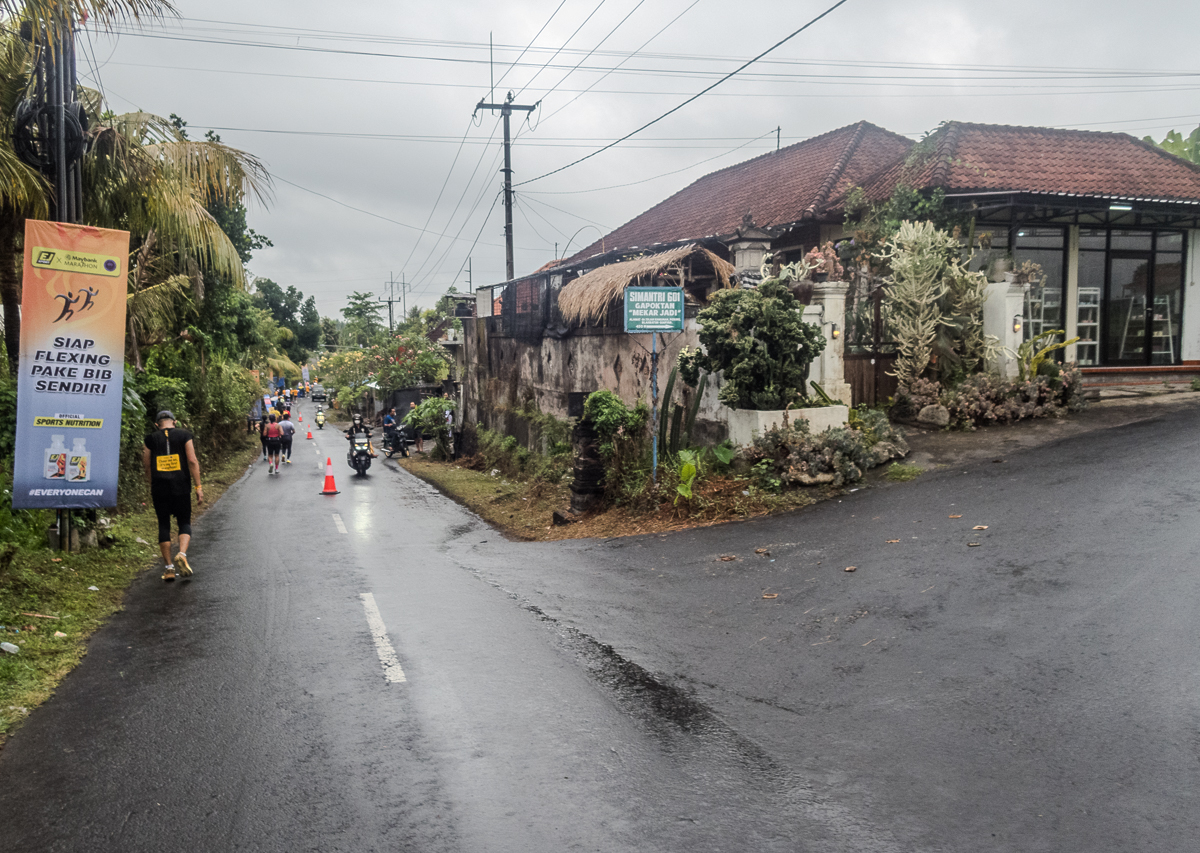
984, 272, 1029, 378
809, 280, 852, 404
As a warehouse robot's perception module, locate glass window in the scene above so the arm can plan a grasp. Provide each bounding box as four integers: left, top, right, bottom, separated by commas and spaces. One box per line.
1110, 230, 1153, 251
1015, 228, 1064, 340
968, 227, 1008, 274
1014, 227, 1064, 249
1157, 232, 1184, 252
1079, 229, 1107, 251
1152, 254, 1184, 365
1076, 251, 1106, 366
1103, 257, 1151, 363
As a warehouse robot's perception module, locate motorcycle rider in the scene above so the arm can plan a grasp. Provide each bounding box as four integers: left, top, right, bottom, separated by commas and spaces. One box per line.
382, 407, 398, 453
344, 412, 376, 457
315, 406, 326, 429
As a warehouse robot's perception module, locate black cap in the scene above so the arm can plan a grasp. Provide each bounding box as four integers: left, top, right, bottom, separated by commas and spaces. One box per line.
156, 410, 175, 423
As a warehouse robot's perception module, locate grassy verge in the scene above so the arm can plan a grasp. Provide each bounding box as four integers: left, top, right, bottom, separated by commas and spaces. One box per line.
399, 455, 822, 541
884, 462, 924, 482
0, 435, 260, 747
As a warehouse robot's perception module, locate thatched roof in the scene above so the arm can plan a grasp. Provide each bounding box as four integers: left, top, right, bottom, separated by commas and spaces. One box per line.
557, 244, 735, 325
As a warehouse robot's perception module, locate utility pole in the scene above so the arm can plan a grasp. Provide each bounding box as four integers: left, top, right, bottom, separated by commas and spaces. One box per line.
474, 91, 538, 281
378, 272, 406, 334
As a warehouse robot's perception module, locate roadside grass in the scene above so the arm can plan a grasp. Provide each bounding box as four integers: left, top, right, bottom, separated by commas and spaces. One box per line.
885, 462, 924, 482
399, 455, 820, 541
0, 435, 259, 747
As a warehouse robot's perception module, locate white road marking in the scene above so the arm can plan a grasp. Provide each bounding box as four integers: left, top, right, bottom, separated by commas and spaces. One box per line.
359, 593, 406, 683
332, 513, 347, 534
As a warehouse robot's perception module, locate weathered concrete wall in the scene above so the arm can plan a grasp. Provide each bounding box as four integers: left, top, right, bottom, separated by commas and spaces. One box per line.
462, 286, 849, 450
462, 317, 728, 447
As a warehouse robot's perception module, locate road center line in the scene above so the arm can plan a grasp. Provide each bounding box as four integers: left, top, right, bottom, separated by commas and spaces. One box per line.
359, 593, 407, 683
332, 513, 347, 534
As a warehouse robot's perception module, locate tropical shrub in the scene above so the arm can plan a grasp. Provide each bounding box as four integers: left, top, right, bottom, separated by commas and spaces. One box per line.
404, 396, 457, 460
743, 414, 909, 490
881, 220, 997, 387
938, 367, 1086, 430
678, 276, 825, 410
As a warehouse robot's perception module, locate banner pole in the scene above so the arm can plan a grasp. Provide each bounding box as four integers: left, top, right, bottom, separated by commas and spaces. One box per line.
651, 332, 658, 485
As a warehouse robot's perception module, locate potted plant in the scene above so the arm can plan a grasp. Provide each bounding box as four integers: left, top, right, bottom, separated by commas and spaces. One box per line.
803, 241, 845, 283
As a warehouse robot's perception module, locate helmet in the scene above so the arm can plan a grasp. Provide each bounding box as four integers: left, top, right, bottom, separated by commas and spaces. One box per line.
353, 413, 363, 424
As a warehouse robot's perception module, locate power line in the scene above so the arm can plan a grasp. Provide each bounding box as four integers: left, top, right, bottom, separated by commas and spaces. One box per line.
272, 174, 512, 252
125, 18, 1200, 82
397, 118, 476, 278
514, 0, 613, 100
516, 192, 610, 230
493, 0, 569, 93
522, 128, 778, 195
109, 26, 1200, 86
406, 120, 504, 287
535, 0, 698, 127
514, 0, 853, 187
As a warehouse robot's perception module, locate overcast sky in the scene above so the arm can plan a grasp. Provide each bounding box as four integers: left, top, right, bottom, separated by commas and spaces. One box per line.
83, 0, 1200, 320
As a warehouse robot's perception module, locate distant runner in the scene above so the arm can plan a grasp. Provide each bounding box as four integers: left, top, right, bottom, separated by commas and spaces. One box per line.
263, 414, 284, 474
143, 411, 204, 582
279, 411, 297, 464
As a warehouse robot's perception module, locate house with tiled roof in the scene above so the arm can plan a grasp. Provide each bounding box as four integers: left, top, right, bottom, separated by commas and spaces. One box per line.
843, 122, 1200, 380
563, 120, 913, 275
461, 120, 1200, 441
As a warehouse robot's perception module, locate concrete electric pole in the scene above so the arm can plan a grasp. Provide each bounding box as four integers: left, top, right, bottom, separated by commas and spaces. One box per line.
474, 92, 538, 282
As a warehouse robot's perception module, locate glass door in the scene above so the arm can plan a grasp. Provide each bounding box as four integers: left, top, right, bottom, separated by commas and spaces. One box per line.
1103, 253, 1153, 365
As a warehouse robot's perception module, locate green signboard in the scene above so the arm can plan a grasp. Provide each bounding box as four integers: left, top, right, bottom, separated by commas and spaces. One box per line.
624, 286, 684, 333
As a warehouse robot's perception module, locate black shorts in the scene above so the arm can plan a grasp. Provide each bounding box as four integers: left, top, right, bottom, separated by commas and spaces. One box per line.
152, 491, 192, 542
266, 438, 282, 454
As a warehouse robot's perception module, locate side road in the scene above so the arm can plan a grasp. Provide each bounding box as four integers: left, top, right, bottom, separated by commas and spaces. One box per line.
439, 396, 1200, 852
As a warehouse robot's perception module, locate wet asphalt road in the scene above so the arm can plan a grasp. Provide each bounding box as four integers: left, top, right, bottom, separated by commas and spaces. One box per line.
2, 400, 1199, 851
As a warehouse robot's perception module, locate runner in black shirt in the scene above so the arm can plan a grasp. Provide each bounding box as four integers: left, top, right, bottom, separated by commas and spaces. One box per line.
143, 411, 204, 581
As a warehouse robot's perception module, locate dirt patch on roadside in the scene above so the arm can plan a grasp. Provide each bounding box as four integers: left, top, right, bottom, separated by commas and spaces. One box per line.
399, 455, 820, 541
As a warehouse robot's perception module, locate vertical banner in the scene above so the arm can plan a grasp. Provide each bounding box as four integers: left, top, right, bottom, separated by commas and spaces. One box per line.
301, 365, 310, 382
12, 220, 130, 509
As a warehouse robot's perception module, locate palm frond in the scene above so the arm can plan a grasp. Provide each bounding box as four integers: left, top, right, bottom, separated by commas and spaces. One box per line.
144, 138, 272, 206
5, 1, 176, 32
127, 272, 191, 350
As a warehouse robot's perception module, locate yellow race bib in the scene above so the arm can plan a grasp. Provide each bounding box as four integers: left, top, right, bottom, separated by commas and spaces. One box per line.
156, 454, 182, 472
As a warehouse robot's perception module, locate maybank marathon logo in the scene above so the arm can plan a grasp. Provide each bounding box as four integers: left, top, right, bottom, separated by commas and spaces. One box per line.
32, 246, 121, 277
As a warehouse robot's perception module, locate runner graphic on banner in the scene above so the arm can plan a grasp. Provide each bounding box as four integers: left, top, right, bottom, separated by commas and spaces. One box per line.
12, 220, 130, 509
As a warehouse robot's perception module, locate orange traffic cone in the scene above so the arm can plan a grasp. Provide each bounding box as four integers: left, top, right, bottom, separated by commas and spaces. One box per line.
306, 428, 314, 440
319, 457, 340, 495
298, 414, 303, 422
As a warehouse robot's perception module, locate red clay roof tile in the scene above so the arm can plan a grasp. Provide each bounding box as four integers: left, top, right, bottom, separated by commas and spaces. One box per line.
847, 122, 1200, 205
564, 121, 912, 264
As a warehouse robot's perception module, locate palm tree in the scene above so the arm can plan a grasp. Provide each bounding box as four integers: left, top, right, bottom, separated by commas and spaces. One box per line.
83, 110, 271, 367
0, 0, 178, 372
0, 27, 48, 374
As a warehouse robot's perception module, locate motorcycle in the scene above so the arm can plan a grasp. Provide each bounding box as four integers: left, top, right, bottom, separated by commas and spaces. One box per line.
347, 431, 372, 475
315, 411, 326, 430
382, 426, 408, 458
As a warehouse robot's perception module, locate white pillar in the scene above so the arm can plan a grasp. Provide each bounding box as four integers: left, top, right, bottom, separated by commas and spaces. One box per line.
1183, 229, 1200, 362
809, 280, 852, 403
1065, 225, 1080, 364
984, 272, 1028, 378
